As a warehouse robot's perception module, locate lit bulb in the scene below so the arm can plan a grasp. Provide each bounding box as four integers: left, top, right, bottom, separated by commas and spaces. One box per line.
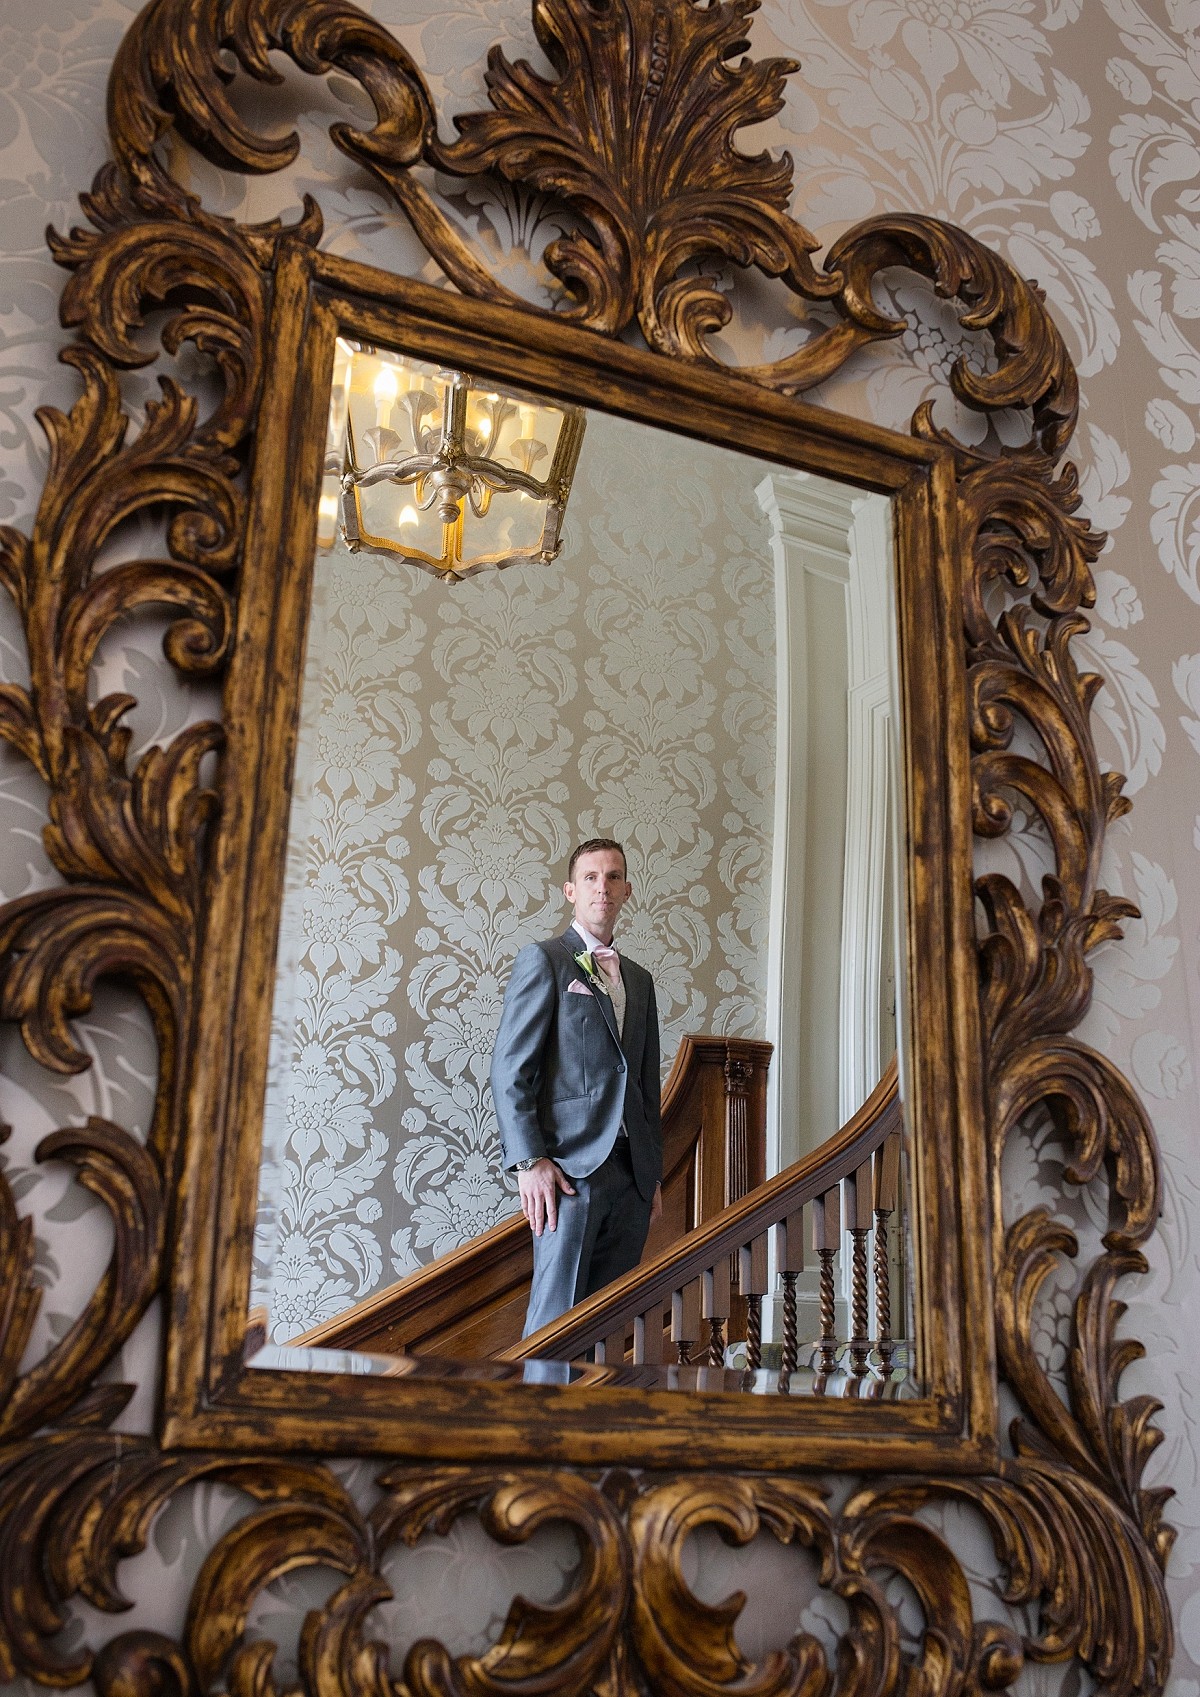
467, 391, 500, 452
332, 349, 352, 398
317, 492, 339, 548
327, 343, 354, 456
374, 364, 399, 428
398, 504, 419, 527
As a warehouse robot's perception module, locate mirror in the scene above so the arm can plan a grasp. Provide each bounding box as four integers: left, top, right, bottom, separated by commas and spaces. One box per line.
247, 335, 907, 1387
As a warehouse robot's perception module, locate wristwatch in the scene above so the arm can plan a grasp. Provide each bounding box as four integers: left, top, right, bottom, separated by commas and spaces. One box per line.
512, 1157, 541, 1172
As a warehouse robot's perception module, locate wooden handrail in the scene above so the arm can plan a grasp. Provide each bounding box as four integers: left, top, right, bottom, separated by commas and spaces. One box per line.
499, 1055, 901, 1365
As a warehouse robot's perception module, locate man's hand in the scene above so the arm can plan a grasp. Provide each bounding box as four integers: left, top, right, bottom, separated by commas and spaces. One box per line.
518, 1158, 576, 1236
650, 1182, 662, 1224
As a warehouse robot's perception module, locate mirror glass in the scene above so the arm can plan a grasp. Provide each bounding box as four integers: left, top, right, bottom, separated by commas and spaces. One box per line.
247, 337, 910, 1392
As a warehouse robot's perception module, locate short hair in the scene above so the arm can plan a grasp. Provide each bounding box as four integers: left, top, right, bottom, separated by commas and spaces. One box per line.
567, 837, 627, 880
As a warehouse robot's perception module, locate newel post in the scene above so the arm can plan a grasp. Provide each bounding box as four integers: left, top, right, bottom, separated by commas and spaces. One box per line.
720, 1040, 771, 1208
723, 1052, 753, 1207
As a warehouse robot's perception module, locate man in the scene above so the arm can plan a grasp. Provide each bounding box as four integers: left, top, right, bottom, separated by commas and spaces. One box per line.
490, 838, 663, 1338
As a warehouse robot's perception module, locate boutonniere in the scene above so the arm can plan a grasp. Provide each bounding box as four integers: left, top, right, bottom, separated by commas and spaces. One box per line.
573, 950, 610, 996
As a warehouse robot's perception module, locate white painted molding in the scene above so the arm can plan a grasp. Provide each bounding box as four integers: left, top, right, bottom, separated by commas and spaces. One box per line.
756, 472, 813, 1188
838, 492, 896, 1121
756, 470, 895, 1162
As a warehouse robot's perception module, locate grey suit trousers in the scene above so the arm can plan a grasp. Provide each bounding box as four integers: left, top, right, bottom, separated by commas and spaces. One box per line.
522, 1139, 653, 1339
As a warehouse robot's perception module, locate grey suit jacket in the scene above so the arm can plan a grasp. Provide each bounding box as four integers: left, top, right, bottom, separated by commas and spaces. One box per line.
490, 925, 662, 1201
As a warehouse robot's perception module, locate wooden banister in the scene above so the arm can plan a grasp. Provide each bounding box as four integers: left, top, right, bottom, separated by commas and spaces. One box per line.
498, 1056, 902, 1375
286, 1034, 771, 1357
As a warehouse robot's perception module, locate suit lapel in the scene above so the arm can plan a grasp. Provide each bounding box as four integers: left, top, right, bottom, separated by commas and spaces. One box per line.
560, 926, 621, 1048
620, 960, 644, 1063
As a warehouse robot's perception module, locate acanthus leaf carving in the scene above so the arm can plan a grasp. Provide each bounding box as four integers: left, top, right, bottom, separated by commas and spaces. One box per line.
844, 1469, 1171, 1697
376, 1466, 629, 1697
91, 1631, 194, 1697
0, 1120, 165, 1446
628, 1476, 845, 1697
826, 216, 1080, 457
0, 1129, 39, 1422
433, 0, 839, 342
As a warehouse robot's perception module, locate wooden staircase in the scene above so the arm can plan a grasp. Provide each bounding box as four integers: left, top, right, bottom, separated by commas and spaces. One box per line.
504, 1057, 904, 1395
290, 1034, 772, 1357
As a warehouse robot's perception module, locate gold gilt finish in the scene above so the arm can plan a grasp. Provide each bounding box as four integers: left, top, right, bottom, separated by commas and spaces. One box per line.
0, 0, 1173, 1694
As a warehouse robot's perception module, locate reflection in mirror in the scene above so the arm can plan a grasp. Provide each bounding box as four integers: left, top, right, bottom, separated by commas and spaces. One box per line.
248, 337, 913, 1395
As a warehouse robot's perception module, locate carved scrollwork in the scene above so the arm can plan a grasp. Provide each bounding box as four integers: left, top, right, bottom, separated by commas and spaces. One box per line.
100, 0, 1081, 457
0, 0, 1171, 1692
628, 1476, 844, 1697
377, 1468, 630, 1697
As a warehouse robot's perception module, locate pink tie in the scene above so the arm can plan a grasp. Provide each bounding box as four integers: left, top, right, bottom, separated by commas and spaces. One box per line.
593, 945, 621, 987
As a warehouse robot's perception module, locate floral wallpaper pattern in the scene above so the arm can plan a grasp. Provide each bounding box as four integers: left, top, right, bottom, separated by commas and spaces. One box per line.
254, 412, 780, 1340
1, 0, 1199, 1681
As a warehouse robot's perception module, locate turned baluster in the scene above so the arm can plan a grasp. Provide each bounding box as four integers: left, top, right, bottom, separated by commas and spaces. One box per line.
778, 1273, 797, 1394
672, 1278, 701, 1366
872, 1129, 902, 1382
772, 1207, 805, 1392
633, 1300, 666, 1366
845, 1158, 874, 1390
737, 1232, 769, 1379
702, 1255, 731, 1368
813, 1186, 840, 1393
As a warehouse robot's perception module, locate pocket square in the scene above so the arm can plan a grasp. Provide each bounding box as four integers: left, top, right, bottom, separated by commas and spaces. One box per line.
566, 979, 593, 995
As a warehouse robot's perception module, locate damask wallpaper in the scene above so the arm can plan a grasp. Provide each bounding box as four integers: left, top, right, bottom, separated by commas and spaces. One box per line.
1, 0, 1199, 1681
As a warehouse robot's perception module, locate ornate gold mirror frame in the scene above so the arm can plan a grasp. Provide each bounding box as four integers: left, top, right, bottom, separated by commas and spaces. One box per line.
0, 0, 1173, 1690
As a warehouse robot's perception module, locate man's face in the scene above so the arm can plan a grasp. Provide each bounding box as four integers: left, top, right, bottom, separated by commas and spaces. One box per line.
564, 849, 632, 943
